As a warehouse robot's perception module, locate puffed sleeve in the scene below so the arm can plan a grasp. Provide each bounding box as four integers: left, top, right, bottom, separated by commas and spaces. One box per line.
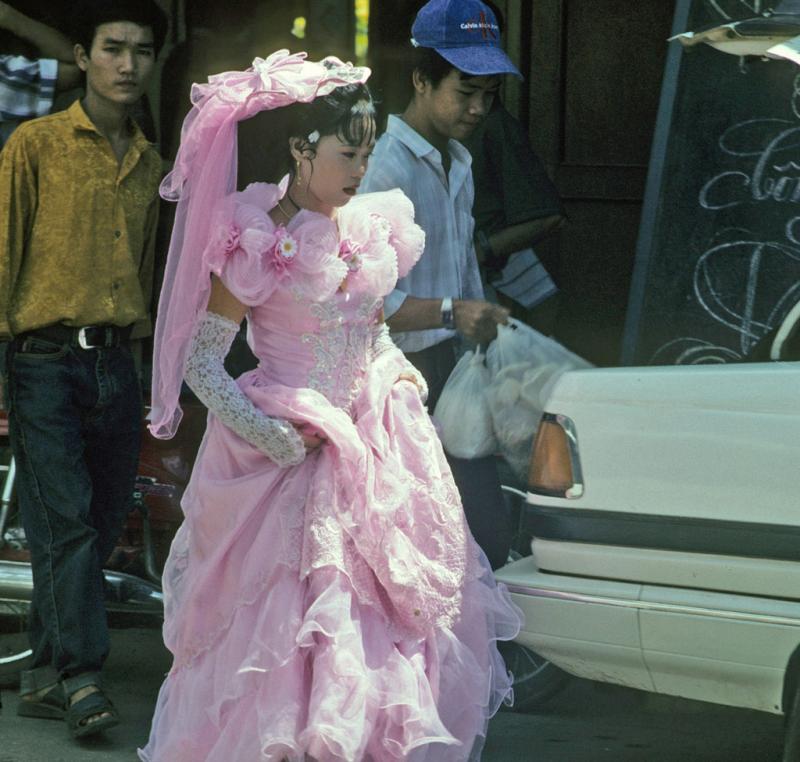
202, 184, 282, 306
363, 189, 425, 277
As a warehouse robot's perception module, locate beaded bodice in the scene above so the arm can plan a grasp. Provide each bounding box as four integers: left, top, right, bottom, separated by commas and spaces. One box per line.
248, 288, 383, 410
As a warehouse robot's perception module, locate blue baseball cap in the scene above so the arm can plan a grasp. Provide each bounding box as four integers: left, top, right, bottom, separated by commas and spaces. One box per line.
411, 0, 522, 78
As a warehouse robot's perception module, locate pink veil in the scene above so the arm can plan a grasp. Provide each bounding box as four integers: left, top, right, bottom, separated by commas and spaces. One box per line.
149, 50, 370, 438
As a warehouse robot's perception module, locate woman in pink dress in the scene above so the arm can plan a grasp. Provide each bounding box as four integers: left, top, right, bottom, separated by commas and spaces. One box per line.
139, 50, 522, 762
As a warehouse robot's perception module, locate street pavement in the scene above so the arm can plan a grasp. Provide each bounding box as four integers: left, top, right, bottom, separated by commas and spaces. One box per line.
0, 625, 786, 761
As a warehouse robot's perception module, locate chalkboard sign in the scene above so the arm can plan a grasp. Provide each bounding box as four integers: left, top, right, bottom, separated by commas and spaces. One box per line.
623, 0, 800, 365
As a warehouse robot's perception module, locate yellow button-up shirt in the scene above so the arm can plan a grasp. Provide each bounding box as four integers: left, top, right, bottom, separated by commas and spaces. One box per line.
0, 100, 161, 340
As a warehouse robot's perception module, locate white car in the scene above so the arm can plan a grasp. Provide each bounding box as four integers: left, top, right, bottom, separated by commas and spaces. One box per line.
495, 311, 800, 760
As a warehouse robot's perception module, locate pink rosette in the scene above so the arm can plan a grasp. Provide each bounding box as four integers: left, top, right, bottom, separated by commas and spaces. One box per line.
337, 210, 397, 297
338, 238, 363, 274
202, 198, 242, 274
209, 219, 241, 259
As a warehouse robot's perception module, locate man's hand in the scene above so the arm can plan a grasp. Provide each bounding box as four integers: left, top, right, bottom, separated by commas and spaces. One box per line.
453, 300, 510, 345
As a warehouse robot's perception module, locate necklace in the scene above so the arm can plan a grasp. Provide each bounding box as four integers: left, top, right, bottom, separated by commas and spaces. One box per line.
276, 198, 295, 220
276, 191, 301, 220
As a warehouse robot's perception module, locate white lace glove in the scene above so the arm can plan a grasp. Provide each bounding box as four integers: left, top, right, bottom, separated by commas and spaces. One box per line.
371, 322, 428, 403
184, 312, 306, 467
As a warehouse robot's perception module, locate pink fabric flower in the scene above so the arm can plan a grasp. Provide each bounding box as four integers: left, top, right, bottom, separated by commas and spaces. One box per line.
220, 224, 241, 256
339, 238, 363, 273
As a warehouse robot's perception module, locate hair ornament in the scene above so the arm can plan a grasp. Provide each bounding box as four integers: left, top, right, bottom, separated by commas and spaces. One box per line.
307, 130, 321, 143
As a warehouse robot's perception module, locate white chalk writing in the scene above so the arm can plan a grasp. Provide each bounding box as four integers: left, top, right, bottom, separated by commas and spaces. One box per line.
699, 120, 800, 210
704, 0, 768, 20
654, 95, 800, 363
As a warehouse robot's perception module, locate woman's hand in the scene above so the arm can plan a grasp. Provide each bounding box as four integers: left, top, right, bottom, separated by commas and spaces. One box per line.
293, 422, 327, 451
397, 372, 424, 394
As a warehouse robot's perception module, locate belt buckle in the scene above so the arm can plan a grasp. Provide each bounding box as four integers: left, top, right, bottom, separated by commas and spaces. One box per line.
78, 326, 98, 350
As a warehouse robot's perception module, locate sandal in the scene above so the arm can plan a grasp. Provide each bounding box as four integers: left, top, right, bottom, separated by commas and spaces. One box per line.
65, 686, 119, 739
17, 682, 66, 720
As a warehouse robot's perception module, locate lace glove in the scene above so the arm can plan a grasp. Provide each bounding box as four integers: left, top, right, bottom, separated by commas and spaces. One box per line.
371, 322, 429, 403
184, 312, 306, 467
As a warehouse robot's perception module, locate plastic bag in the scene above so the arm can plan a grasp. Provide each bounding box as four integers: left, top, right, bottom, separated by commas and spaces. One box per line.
433, 348, 497, 459
486, 318, 591, 377
485, 319, 592, 480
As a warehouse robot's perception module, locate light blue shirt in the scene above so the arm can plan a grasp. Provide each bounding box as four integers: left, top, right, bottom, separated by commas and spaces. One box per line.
360, 115, 484, 353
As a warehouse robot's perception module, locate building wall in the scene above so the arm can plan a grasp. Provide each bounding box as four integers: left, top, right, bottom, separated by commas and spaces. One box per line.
523, 0, 676, 364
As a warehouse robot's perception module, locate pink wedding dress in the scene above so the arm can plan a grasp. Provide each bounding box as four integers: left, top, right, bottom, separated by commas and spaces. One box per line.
139, 183, 522, 762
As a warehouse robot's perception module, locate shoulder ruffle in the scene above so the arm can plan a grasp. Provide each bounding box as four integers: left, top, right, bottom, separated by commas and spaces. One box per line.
338, 190, 425, 297
202, 185, 424, 305
203, 181, 347, 306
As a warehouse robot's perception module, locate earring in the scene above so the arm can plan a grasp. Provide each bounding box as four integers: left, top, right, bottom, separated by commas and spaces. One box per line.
295, 160, 302, 187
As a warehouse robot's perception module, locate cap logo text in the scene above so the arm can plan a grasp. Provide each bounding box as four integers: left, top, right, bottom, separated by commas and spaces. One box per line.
461, 11, 499, 40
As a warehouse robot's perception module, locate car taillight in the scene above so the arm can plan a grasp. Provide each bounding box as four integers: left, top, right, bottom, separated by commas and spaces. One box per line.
528, 413, 584, 499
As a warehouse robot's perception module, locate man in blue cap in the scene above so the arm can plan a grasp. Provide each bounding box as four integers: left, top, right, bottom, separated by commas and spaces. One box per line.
361, 0, 521, 570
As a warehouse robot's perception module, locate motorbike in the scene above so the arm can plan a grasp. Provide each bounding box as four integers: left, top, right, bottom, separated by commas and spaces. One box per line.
0, 401, 207, 684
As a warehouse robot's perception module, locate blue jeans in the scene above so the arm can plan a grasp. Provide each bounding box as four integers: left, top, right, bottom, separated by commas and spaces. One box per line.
5, 335, 142, 679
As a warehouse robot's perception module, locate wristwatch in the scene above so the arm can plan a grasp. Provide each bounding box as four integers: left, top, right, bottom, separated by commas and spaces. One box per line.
440, 297, 456, 330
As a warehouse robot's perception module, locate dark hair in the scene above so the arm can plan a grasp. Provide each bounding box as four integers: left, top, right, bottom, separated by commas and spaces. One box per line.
410, 46, 457, 88
237, 81, 376, 190
409, 46, 488, 90
72, 0, 168, 56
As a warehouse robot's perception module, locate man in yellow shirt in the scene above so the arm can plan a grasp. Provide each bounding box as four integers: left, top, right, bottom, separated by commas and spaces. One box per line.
0, 0, 165, 740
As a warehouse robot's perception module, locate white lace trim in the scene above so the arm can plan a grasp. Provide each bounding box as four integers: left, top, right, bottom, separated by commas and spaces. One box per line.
184, 312, 306, 467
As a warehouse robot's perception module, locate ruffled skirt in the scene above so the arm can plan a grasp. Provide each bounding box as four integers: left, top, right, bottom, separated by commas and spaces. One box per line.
139, 361, 522, 761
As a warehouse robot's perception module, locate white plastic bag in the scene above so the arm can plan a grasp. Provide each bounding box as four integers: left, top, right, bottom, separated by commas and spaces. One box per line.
486, 318, 591, 377
485, 363, 541, 478
433, 348, 497, 459
485, 319, 592, 479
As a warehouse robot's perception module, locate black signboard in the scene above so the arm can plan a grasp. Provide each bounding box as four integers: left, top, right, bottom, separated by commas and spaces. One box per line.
623, 0, 800, 364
